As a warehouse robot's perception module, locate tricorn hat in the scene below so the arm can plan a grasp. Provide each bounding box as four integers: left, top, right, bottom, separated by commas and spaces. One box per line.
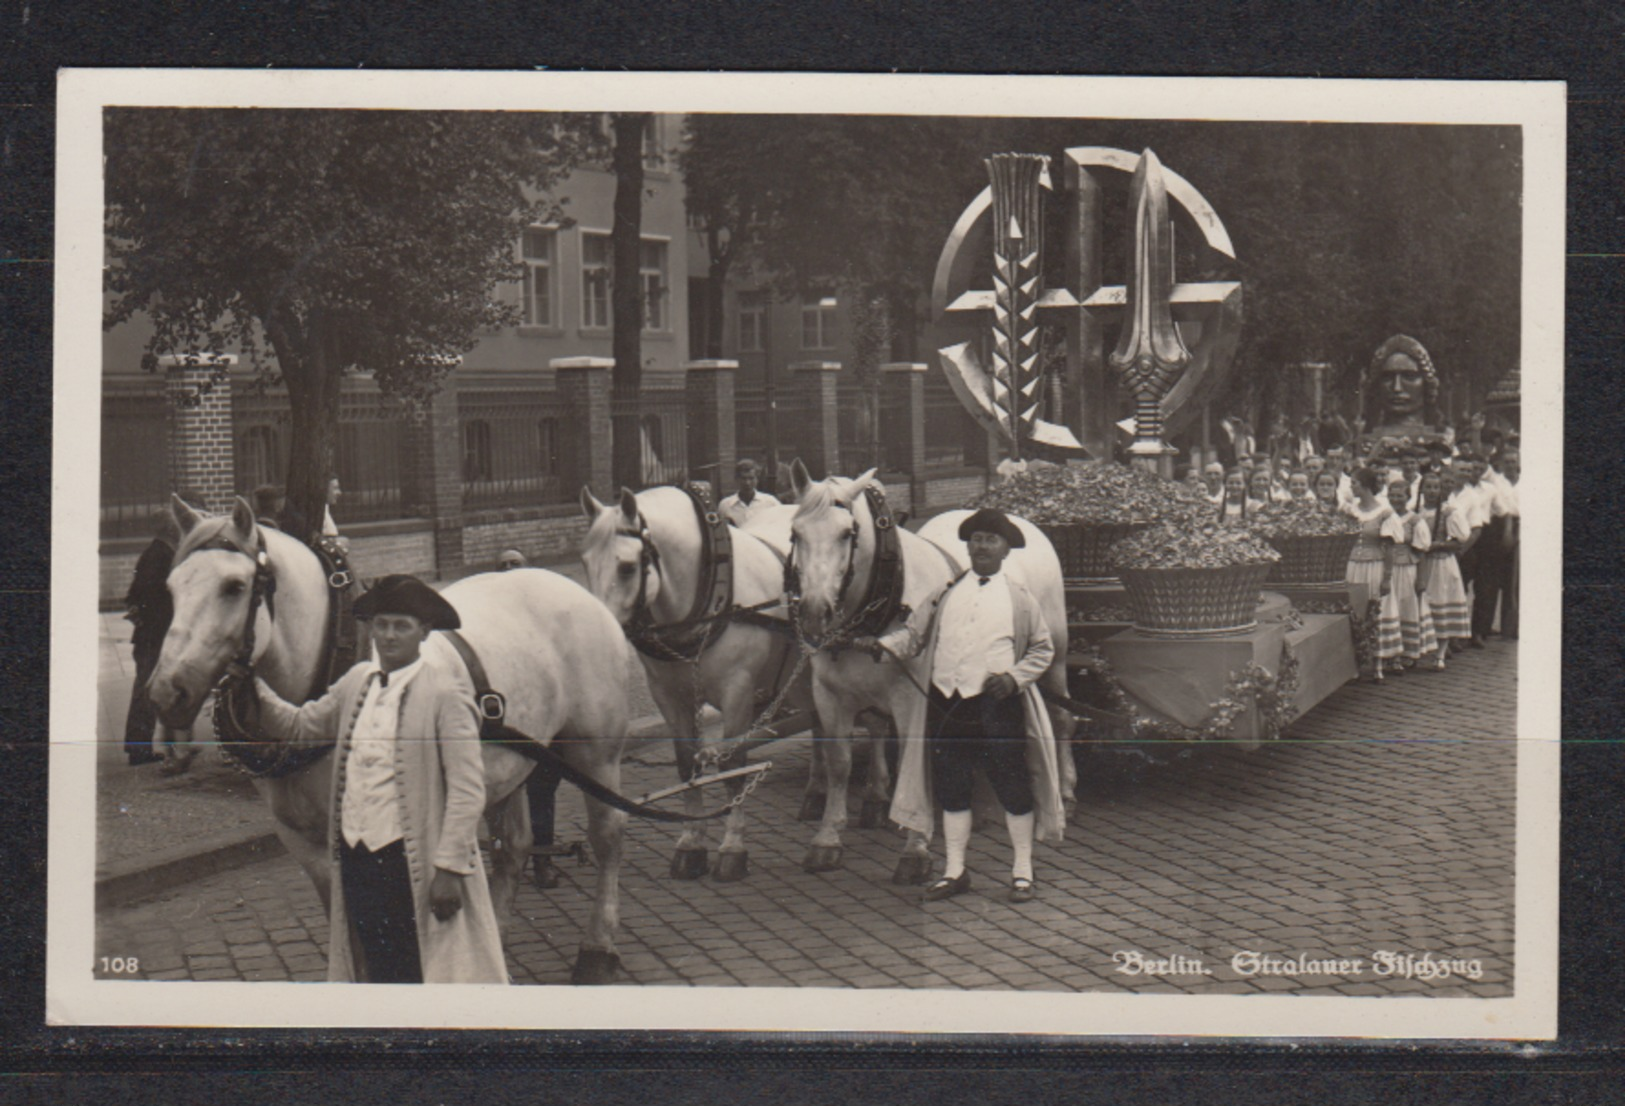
957, 507, 1025, 549
353, 574, 461, 630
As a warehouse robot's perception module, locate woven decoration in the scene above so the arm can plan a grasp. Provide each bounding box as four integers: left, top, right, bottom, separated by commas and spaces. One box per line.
1118, 564, 1273, 638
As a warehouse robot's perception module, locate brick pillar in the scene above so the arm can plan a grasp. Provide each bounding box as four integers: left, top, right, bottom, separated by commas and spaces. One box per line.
553, 356, 614, 501
405, 378, 464, 577
684, 359, 737, 500
790, 360, 842, 478
162, 354, 238, 514
882, 361, 928, 505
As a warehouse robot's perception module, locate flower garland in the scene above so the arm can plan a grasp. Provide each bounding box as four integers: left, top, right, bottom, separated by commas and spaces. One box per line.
1071, 640, 1302, 744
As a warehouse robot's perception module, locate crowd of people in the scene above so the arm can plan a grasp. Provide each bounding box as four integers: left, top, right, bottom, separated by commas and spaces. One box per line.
1180, 427, 1520, 678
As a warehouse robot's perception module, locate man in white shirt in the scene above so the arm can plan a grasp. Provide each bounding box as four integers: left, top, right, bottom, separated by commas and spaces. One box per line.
1447, 456, 1493, 648
718, 458, 781, 528
1475, 448, 1520, 642
856, 508, 1055, 905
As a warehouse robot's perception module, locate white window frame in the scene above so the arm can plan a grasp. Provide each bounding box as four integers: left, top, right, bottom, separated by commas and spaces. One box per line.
801, 294, 838, 350
520, 225, 558, 328
580, 229, 612, 331
640, 236, 670, 333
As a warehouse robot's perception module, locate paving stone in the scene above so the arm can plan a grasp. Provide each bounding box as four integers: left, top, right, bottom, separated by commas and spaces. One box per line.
96, 643, 1517, 999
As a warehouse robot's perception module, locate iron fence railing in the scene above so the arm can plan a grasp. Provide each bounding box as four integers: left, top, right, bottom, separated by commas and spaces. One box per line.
101, 378, 170, 539
457, 377, 569, 510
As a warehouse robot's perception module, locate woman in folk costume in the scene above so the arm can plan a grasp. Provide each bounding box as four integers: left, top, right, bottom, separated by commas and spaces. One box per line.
1416, 470, 1471, 670
853, 508, 1064, 905
1376, 479, 1438, 676
253, 575, 507, 984
1343, 467, 1396, 682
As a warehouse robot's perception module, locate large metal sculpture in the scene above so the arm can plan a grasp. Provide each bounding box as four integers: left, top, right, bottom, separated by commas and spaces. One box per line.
933, 147, 1243, 469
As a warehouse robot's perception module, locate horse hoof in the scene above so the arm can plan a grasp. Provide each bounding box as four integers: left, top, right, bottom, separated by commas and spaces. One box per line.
892, 853, 932, 886
714, 850, 750, 882
571, 949, 622, 986
803, 844, 844, 873
797, 793, 827, 822
670, 847, 709, 881
857, 799, 889, 830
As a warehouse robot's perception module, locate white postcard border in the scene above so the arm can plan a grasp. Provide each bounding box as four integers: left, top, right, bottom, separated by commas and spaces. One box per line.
49, 69, 1564, 1038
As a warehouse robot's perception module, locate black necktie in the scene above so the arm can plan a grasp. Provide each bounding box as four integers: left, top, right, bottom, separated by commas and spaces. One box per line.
978, 576, 990, 586
377, 670, 389, 689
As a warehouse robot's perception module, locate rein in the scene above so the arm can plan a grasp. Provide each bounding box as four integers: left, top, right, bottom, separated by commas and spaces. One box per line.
443, 627, 769, 823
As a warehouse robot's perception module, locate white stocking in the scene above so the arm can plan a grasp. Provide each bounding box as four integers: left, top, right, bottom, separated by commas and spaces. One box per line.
942, 809, 972, 879
1006, 810, 1035, 882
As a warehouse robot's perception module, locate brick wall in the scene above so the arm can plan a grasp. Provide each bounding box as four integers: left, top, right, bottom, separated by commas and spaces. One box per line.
348, 525, 437, 582
463, 508, 591, 569
922, 470, 990, 511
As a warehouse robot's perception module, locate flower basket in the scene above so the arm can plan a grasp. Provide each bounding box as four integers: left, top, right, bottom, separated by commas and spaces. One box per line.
1118, 564, 1275, 638
1265, 532, 1360, 586
1039, 522, 1151, 584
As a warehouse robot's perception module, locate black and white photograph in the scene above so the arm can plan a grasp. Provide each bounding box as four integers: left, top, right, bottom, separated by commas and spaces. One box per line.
49, 71, 1562, 1037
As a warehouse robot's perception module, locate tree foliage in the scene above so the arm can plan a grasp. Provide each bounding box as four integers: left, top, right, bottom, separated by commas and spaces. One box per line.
683, 115, 1523, 452
104, 108, 600, 530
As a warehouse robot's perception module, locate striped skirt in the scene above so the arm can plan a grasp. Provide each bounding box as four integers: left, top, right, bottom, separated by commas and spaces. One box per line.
1422, 551, 1471, 640
1378, 563, 1438, 660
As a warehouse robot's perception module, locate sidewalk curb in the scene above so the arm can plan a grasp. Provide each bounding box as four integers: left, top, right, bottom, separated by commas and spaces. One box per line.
96, 825, 285, 910
99, 712, 681, 912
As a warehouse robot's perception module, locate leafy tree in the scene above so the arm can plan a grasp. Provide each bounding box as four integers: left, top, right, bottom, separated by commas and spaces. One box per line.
678, 115, 761, 360
104, 108, 598, 532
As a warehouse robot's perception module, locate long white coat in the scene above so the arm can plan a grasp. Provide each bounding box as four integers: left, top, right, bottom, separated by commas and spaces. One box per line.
255, 657, 508, 984
879, 573, 1067, 844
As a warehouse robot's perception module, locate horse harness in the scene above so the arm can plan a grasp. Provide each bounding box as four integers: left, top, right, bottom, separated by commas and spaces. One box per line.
784, 484, 910, 647
623, 482, 790, 663
205, 529, 355, 779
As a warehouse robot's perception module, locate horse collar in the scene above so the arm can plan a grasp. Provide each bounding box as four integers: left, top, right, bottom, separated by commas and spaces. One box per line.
626, 484, 736, 662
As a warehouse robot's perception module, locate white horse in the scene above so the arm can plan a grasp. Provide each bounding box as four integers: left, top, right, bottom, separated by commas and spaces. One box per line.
147, 496, 632, 984
787, 463, 1077, 882
579, 485, 822, 878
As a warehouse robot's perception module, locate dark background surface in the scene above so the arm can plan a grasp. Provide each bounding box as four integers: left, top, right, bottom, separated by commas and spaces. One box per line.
1, 1, 1620, 1100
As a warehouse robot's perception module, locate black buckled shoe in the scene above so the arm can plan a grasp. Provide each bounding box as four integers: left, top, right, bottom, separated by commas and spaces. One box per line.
1009, 877, 1036, 904
922, 872, 972, 902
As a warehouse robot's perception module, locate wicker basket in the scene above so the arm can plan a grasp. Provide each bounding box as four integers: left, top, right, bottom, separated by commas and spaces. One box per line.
1264, 533, 1359, 586
1039, 522, 1151, 584
1118, 563, 1274, 638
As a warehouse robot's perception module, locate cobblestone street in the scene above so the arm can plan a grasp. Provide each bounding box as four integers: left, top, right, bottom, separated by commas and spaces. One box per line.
95, 638, 1517, 998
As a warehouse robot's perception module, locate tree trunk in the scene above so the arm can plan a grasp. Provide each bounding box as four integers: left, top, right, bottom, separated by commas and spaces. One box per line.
705, 251, 730, 361
610, 113, 649, 489
278, 332, 341, 546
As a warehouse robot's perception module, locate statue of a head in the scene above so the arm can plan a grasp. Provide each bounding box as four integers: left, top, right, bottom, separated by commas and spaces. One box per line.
1365, 334, 1441, 429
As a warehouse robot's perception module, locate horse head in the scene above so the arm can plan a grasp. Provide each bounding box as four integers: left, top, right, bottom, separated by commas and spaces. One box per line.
579, 486, 663, 627
787, 460, 880, 646
149, 494, 273, 729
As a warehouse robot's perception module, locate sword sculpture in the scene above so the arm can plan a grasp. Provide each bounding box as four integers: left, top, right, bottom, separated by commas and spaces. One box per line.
1109, 149, 1190, 470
